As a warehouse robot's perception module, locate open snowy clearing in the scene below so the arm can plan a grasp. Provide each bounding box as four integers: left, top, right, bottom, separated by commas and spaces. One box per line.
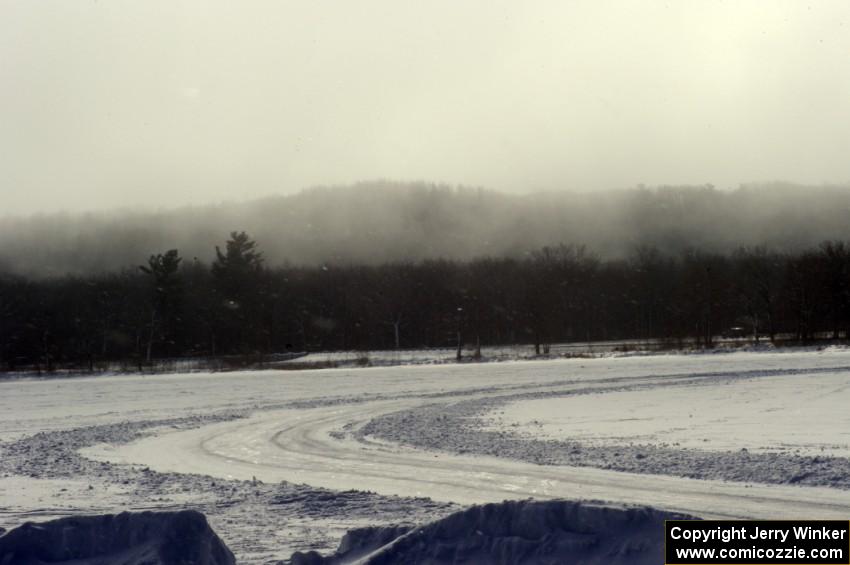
3, 348, 850, 562
278, 339, 679, 367
490, 371, 850, 456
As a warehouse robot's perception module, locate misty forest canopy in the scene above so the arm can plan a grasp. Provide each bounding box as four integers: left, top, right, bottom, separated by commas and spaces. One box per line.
3, 181, 850, 277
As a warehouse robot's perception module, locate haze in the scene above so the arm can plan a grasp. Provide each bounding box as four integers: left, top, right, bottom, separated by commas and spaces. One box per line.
2, 1, 849, 215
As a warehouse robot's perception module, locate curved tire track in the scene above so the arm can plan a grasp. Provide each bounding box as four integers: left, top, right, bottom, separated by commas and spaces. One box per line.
90, 398, 850, 520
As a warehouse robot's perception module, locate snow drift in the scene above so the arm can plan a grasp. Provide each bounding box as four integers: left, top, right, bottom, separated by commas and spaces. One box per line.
289, 499, 696, 565
0, 510, 235, 565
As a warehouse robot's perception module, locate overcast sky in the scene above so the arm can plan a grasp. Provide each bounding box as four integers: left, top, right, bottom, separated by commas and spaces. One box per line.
2, 1, 849, 214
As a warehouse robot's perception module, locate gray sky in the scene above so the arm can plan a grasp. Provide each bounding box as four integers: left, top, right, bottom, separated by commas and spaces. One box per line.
2, 1, 849, 214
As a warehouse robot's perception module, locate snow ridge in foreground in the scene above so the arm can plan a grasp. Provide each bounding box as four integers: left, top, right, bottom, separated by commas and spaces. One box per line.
290, 499, 696, 565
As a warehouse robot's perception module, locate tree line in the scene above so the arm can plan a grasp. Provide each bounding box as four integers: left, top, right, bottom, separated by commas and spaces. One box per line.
3, 231, 850, 371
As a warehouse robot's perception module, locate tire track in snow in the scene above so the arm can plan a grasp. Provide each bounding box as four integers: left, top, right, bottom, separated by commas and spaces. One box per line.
93, 397, 850, 521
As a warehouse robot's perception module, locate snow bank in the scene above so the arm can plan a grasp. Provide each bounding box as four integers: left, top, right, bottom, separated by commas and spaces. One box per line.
289, 499, 695, 565
289, 525, 412, 564
0, 510, 235, 565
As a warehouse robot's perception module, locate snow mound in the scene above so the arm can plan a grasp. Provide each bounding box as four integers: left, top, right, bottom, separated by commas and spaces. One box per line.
289, 499, 695, 565
290, 525, 412, 565
0, 510, 235, 565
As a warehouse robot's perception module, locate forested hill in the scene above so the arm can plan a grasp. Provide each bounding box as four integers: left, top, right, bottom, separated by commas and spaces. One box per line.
3, 181, 850, 276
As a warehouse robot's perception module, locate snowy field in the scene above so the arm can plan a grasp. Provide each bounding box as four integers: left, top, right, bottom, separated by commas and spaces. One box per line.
3, 348, 850, 562
490, 371, 850, 456
280, 339, 672, 366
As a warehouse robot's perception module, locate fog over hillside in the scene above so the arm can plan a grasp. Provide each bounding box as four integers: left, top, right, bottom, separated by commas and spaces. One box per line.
3, 181, 850, 277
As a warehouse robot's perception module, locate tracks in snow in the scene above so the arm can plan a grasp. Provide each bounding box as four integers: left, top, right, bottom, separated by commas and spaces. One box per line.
87, 395, 850, 520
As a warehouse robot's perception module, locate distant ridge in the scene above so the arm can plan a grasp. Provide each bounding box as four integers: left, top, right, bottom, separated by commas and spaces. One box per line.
3, 181, 850, 276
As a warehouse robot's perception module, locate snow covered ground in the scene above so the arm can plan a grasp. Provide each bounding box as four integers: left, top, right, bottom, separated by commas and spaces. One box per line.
490, 370, 850, 456
276, 337, 762, 368
279, 340, 667, 367
3, 348, 850, 562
